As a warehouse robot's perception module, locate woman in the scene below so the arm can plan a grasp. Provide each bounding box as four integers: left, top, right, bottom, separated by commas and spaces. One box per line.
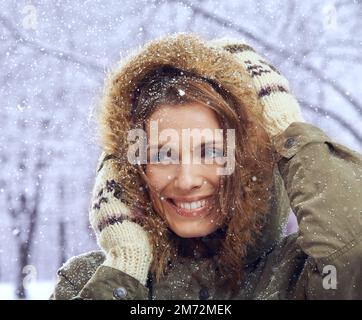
51, 33, 362, 300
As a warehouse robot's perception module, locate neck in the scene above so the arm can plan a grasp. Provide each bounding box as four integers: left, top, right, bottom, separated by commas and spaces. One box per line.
171, 226, 227, 259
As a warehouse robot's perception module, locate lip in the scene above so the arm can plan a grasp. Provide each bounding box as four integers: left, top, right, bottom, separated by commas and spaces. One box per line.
167, 195, 214, 202
164, 196, 213, 218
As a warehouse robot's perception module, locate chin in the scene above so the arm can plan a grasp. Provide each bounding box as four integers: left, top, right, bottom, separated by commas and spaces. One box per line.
168, 222, 218, 238
159, 207, 223, 239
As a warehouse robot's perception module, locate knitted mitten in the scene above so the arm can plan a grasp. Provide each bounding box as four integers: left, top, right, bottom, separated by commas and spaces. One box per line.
89, 152, 152, 286
208, 38, 304, 137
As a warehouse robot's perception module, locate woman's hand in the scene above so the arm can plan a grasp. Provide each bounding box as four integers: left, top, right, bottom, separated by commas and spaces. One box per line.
208, 37, 304, 137
89, 152, 153, 286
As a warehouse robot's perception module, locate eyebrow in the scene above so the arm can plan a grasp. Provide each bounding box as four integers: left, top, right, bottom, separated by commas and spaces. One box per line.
148, 140, 223, 150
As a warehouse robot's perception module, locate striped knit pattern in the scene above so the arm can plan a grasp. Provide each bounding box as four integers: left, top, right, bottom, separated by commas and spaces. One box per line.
208, 38, 304, 137
89, 152, 152, 286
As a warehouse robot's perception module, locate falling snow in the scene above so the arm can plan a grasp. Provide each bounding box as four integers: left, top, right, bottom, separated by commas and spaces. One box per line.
0, 0, 362, 300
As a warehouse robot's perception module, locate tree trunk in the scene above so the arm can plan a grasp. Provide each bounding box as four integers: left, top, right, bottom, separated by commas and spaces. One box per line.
15, 242, 29, 299
59, 220, 67, 266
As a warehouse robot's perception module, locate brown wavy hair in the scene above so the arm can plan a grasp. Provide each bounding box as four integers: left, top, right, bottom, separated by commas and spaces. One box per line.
114, 65, 276, 294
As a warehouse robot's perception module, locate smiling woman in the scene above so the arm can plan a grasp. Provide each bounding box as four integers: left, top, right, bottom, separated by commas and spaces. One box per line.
126, 65, 275, 287
50, 33, 362, 300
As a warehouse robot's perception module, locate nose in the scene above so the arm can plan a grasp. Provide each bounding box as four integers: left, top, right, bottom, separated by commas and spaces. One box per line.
173, 163, 203, 192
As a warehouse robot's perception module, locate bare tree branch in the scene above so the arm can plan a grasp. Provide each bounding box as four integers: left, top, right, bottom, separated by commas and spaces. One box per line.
326, 40, 362, 49
300, 99, 362, 146
323, 53, 362, 64
277, 0, 297, 39
0, 14, 104, 74
173, 0, 362, 118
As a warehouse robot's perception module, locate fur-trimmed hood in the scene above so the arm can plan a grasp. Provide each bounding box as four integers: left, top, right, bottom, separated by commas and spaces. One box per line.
95, 33, 291, 265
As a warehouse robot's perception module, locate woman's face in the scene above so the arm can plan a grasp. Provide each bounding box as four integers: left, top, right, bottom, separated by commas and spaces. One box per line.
145, 103, 226, 238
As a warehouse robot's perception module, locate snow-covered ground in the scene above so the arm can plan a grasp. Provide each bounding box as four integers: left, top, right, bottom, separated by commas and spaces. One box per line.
0, 281, 54, 300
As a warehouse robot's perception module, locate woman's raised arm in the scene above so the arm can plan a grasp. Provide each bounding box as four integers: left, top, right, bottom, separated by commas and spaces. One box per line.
273, 121, 362, 299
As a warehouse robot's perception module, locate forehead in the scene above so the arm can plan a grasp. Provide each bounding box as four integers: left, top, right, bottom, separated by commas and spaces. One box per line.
146, 103, 220, 131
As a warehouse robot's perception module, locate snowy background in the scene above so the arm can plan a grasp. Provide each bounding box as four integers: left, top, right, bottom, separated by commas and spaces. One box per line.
1, 0, 361, 299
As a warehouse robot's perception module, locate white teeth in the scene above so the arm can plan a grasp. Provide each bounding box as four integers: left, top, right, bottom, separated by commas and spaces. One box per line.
173, 199, 207, 210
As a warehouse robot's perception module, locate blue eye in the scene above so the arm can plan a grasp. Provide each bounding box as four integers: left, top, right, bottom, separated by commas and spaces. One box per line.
151, 149, 178, 163
203, 147, 224, 159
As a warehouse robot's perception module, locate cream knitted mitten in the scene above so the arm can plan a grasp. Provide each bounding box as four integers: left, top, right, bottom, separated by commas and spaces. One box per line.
208, 38, 304, 137
89, 152, 152, 286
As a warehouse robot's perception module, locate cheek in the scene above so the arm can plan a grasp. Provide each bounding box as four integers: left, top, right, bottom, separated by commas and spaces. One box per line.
202, 165, 221, 186
145, 165, 172, 219
145, 164, 171, 190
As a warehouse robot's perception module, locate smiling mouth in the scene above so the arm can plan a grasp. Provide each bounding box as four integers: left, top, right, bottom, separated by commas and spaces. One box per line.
164, 196, 213, 218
